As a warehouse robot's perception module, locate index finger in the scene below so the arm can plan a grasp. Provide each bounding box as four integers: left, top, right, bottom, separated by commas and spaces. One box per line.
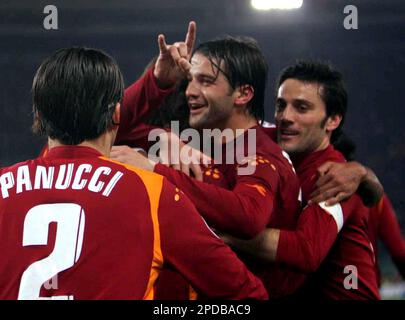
185, 21, 196, 54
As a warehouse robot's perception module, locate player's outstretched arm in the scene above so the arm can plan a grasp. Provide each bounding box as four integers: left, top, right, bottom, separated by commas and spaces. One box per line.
154, 158, 276, 239
223, 202, 345, 274
158, 179, 268, 300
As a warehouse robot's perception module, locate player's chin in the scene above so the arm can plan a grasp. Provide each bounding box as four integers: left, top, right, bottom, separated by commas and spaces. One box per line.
189, 114, 207, 130
279, 141, 299, 155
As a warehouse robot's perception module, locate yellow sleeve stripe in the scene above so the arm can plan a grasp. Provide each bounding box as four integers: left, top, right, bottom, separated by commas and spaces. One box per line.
189, 285, 198, 300
100, 157, 164, 300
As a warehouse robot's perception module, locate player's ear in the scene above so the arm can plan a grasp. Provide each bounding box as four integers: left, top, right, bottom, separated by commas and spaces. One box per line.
112, 103, 120, 126
234, 85, 254, 107
325, 114, 342, 132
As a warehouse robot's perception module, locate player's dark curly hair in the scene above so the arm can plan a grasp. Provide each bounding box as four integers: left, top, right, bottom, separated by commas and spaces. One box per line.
194, 36, 268, 123
277, 60, 348, 144
32, 47, 124, 145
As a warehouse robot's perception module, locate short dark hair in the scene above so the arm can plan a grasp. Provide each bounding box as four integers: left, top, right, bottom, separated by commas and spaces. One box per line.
32, 47, 124, 145
332, 132, 357, 161
194, 36, 268, 122
277, 60, 348, 143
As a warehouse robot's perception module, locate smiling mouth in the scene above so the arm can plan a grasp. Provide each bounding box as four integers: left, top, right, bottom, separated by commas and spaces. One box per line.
189, 103, 207, 114
279, 128, 299, 138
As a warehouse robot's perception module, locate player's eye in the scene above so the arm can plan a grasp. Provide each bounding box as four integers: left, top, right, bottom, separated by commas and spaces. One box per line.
200, 77, 214, 86
296, 103, 309, 112
275, 100, 286, 112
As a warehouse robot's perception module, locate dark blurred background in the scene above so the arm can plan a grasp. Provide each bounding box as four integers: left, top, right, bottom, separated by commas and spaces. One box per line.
0, 0, 404, 294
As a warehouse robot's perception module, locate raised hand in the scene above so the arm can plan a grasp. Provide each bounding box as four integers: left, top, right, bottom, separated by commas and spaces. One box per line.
153, 21, 196, 88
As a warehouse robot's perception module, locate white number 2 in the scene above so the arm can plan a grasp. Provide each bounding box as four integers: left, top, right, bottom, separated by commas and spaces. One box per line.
18, 203, 85, 300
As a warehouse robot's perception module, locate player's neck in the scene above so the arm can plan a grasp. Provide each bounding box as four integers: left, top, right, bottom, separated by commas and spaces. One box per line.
216, 113, 258, 143
48, 132, 115, 157
313, 137, 330, 153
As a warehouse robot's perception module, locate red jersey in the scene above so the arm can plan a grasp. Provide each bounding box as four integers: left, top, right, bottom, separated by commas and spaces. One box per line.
369, 195, 405, 284
277, 145, 380, 299
0, 146, 268, 300
154, 126, 305, 298
120, 70, 305, 298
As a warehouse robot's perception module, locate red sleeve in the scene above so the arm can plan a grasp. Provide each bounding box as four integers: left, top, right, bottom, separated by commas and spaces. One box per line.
276, 203, 340, 273
115, 67, 174, 150
277, 194, 373, 274
154, 155, 278, 240
378, 195, 405, 278
158, 179, 268, 300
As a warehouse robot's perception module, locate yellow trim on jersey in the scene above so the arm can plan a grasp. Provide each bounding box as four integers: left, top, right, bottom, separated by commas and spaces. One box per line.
100, 157, 164, 300
189, 285, 198, 300
377, 197, 385, 218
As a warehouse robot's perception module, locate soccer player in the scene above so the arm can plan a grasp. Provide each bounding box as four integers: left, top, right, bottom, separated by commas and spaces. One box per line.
111, 22, 383, 299
0, 47, 269, 300
222, 61, 380, 299
334, 135, 405, 286
320, 133, 405, 285
112, 24, 307, 299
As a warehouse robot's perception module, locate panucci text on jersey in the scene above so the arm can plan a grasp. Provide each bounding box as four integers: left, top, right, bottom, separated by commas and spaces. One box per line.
0, 164, 124, 199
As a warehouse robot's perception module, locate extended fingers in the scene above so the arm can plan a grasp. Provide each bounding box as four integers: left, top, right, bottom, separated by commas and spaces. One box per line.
185, 21, 196, 55
158, 34, 169, 55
